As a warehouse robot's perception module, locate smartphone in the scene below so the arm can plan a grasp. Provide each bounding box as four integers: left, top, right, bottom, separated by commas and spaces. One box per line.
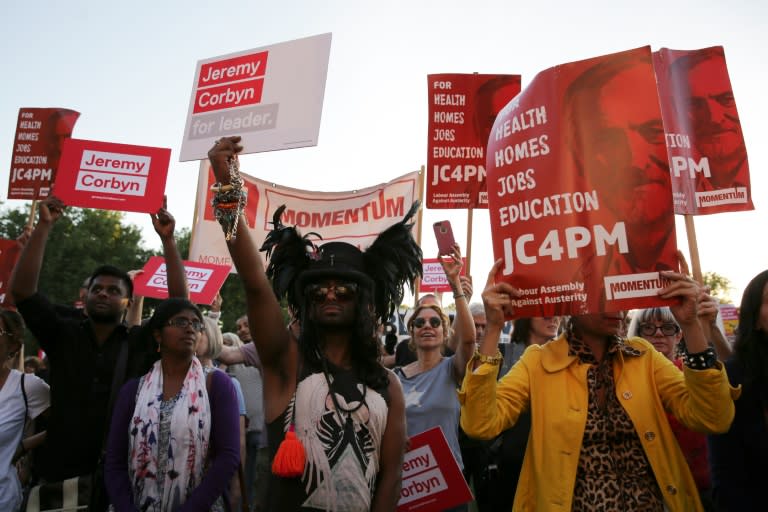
433, 220, 456, 255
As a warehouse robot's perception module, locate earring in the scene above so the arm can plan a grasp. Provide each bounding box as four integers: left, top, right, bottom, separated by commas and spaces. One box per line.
156, 343, 161, 353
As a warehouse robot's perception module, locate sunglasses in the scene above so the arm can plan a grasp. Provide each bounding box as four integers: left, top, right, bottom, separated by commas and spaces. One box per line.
307, 282, 359, 303
413, 316, 442, 329
166, 318, 205, 332
639, 323, 680, 337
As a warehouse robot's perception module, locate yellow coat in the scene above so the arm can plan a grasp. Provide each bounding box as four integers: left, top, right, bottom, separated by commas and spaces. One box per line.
458, 334, 739, 512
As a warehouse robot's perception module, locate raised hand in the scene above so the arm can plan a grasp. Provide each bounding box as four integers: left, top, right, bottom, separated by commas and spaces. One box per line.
438, 243, 463, 283
150, 196, 175, 240
207, 136, 243, 184
38, 195, 66, 225
481, 259, 521, 328
658, 270, 702, 328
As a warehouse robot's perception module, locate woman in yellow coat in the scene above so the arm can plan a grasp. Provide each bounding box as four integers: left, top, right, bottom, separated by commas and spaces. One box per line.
459, 261, 738, 512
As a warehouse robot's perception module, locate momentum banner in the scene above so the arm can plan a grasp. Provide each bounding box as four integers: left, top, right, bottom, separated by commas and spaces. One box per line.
189, 161, 422, 269
487, 46, 678, 316
426, 74, 520, 209
180, 33, 332, 161
654, 46, 753, 215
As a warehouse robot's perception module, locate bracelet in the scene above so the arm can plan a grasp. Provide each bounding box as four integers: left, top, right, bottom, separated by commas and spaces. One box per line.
210, 158, 247, 241
210, 182, 234, 193
683, 346, 717, 370
453, 293, 466, 300
473, 348, 503, 366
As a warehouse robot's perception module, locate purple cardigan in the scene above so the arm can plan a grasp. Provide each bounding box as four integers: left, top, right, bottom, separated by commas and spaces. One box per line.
104, 370, 240, 512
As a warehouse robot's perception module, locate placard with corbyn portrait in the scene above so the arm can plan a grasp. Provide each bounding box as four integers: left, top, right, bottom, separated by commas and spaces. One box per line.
426, 73, 521, 209
487, 46, 678, 317
654, 46, 753, 215
7, 107, 80, 200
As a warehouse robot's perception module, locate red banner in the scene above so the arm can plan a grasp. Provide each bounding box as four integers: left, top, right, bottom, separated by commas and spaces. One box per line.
487, 47, 678, 316
654, 46, 753, 215
426, 74, 520, 209
397, 427, 472, 512
54, 139, 171, 213
7, 108, 80, 200
132, 256, 231, 305
0, 239, 22, 305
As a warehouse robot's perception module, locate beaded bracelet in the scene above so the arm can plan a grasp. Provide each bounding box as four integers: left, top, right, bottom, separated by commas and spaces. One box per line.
683, 346, 717, 370
211, 158, 247, 241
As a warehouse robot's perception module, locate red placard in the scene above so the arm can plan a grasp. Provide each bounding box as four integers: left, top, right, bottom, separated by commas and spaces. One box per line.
426, 74, 521, 209
487, 46, 678, 316
54, 139, 171, 213
7, 107, 80, 200
397, 427, 473, 512
419, 258, 466, 294
654, 46, 753, 215
132, 256, 231, 305
0, 239, 22, 305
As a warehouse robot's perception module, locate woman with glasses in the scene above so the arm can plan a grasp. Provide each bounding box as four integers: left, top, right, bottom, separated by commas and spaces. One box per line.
394, 243, 476, 509
104, 298, 240, 512
460, 262, 737, 512
628, 306, 716, 510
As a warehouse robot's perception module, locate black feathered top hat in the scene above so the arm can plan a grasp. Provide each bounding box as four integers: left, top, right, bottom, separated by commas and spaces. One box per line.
260, 201, 423, 325
296, 242, 374, 291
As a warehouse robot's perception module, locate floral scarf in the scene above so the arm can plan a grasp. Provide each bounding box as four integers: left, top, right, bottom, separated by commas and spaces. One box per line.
128, 358, 210, 511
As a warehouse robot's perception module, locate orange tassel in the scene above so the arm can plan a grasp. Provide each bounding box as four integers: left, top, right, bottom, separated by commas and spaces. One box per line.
271, 424, 305, 478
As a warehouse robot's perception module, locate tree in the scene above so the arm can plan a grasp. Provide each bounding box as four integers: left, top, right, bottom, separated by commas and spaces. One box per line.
0, 202, 154, 305
703, 271, 733, 305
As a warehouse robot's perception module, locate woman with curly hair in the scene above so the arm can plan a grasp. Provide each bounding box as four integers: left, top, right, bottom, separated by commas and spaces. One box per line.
708, 270, 768, 511
207, 136, 423, 511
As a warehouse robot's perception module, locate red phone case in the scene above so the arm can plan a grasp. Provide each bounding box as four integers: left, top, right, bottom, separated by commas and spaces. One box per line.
433, 221, 455, 255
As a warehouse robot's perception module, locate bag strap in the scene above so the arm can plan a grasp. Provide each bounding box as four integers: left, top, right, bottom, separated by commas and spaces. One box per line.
21, 372, 29, 418
101, 339, 130, 450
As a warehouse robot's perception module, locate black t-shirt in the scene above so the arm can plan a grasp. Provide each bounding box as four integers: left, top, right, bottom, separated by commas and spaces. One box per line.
17, 293, 154, 480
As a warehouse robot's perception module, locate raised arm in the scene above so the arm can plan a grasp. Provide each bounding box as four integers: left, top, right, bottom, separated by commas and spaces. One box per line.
151, 197, 187, 299
10, 196, 65, 302
206, 137, 291, 375
442, 245, 475, 383
698, 289, 733, 360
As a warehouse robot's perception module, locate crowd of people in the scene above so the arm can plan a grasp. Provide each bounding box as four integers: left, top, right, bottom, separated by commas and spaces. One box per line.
0, 133, 764, 512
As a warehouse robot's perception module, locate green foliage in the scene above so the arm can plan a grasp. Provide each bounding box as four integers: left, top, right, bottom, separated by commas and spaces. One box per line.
0, 203, 154, 304
703, 271, 733, 304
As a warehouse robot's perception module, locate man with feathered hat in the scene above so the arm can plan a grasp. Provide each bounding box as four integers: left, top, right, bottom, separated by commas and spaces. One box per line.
208, 136, 423, 511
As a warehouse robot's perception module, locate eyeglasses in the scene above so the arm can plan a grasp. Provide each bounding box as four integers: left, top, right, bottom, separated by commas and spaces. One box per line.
0, 328, 15, 338
413, 317, 442, 329
639, 323, 680, 337
307, 283, 359, 303
166, 318, 204, 332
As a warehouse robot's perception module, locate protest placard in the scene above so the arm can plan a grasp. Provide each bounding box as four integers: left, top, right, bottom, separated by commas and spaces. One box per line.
426, 74, 520, 209
54, 139, 171, 213
487, 46, 678, 316
7, 107, 79, 200
133, 256, 231, 305
397, 427, 472, 512
180, 33, 332, 161
654, 46, 753, 215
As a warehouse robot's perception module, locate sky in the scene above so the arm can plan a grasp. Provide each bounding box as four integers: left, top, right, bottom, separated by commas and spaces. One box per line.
1, 0, 765, 306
